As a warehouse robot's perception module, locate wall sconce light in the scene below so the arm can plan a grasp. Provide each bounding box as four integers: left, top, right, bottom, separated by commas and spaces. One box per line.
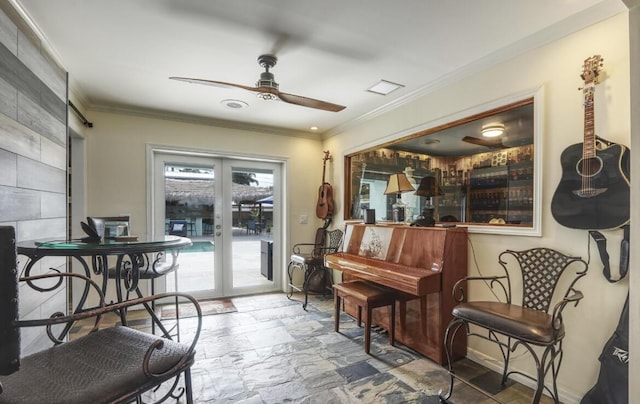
384, 173, 415, 222
481, 123, 505, 138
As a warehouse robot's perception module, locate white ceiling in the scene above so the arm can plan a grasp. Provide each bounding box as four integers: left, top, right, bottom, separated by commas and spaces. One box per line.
13, 0, 626, 137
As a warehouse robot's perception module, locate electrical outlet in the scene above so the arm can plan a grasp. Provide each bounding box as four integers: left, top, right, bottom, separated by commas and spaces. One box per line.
299, 215, 308, 224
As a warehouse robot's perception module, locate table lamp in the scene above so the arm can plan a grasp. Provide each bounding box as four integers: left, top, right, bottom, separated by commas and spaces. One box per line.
384, 173, 416, 222
413, 176, 443, 226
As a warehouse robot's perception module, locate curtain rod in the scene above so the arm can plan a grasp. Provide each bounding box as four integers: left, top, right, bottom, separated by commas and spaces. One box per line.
68, 100, 93, 128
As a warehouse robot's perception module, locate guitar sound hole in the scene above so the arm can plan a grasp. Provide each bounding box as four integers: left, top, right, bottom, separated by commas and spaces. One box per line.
575, 156, 603, 177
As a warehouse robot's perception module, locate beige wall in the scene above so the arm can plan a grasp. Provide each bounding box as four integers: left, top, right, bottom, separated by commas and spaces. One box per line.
83, 111, 326, 292
326, 12, 630, 402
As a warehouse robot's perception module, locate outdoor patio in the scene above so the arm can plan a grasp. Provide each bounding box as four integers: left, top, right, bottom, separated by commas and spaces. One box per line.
168, 229, 274, 294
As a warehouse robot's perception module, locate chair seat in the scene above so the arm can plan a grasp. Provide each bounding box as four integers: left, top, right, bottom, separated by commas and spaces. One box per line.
289, 253, 322, 266
453, 301, 564, 344
0, 326, 194, 404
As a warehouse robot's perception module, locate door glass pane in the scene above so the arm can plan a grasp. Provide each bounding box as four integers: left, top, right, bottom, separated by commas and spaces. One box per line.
231, 167, 273, 288
164, 163, 215, 293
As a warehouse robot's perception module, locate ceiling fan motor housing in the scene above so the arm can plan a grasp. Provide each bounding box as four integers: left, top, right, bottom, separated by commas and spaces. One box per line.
256, 54, 279, 89
256, 71, 279, 89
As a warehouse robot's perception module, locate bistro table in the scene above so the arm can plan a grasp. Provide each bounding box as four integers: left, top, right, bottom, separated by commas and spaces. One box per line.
17, 235, 192, 339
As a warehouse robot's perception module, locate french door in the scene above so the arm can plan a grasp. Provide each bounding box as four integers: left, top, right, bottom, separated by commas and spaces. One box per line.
151, 149, 282, 299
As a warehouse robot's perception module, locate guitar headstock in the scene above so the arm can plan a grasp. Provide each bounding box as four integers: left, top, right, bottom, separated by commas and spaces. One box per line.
322, 150, 332, 162
580, 55, 603, 85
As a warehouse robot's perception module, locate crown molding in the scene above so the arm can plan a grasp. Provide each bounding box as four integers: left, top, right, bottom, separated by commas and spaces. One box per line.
89, 104, 320, 139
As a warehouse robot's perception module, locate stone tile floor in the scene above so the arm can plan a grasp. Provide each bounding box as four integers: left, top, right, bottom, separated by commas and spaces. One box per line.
73, 292, 556, 403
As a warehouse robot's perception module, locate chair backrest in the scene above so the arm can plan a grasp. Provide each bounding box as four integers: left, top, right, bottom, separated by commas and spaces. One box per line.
169, 220, 188, 236
0, 226, 20, 376
326, 228, 344, 253
499, 247, 588, 312
311, 228, 343, 258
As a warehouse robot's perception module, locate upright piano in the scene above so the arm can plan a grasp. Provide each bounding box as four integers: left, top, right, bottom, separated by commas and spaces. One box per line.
325, 223, 467, 364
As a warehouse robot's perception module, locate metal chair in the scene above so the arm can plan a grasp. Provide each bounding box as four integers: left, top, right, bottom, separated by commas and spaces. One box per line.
287, 227, 343, 310
440, 247, 588, 404
0, 225, 202, 404
246, 219, 260, 234
202, 217, 214, 235
169, 220, 188, 236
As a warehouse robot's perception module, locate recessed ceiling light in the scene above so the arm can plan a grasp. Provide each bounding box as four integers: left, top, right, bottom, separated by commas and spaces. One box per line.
221, 99, 249, 109
310, 126, 319, 131
367, 80, 405, 95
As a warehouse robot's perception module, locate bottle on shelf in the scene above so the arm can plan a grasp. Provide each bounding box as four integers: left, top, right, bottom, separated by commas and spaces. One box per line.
392, 197, 407, 223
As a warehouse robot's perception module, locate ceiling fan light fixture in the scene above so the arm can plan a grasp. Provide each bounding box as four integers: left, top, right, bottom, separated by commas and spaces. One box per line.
481, 123, 505, 138
256, 92, 279, 101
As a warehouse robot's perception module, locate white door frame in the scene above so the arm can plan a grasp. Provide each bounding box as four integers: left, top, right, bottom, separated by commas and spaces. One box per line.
147, 145, 285, 298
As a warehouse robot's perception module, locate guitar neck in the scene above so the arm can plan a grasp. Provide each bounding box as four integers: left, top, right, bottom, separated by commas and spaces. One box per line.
321, 151, 330, 184
321, 160, 327, 184
583, 84, 596, 158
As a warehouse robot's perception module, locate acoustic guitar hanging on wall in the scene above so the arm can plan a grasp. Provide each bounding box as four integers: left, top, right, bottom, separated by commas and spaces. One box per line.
551, 55, 630, 230
316, 150, 335, 220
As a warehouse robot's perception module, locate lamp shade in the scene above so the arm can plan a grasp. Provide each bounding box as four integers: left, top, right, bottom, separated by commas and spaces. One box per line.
384, 173, 415, 195
414, 176, 443, 197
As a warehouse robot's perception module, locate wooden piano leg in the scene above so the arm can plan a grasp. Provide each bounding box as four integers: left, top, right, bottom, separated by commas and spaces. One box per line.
365, 304, 372, 354
357, 305, 362, 327
390, 302, 396, 347
420, 296, 427, 336
334, 293, 341, 332
396, 292, 415, 335
399, 300, 406, 334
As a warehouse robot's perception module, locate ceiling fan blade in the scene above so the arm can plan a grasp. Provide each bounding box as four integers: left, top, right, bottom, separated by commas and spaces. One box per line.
169, 77, 260, 92
277, 91, 346, 112
462, 136, 506, 149
171, 73, 346, 112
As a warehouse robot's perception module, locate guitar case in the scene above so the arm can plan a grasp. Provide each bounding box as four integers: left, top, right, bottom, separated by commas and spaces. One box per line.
580, 293, 629, 404
582, 218, 629, 404
581, 221, 629, 404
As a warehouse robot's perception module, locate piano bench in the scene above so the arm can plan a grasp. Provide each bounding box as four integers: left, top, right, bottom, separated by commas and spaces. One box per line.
333, 280, 396, 354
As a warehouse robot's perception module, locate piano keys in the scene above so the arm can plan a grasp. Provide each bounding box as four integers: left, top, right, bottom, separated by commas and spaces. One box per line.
325, 223, 467, 364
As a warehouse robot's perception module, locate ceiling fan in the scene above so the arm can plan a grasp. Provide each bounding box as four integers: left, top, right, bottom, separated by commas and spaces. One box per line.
461, 136, 508, 149
170, 54, 346, 112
